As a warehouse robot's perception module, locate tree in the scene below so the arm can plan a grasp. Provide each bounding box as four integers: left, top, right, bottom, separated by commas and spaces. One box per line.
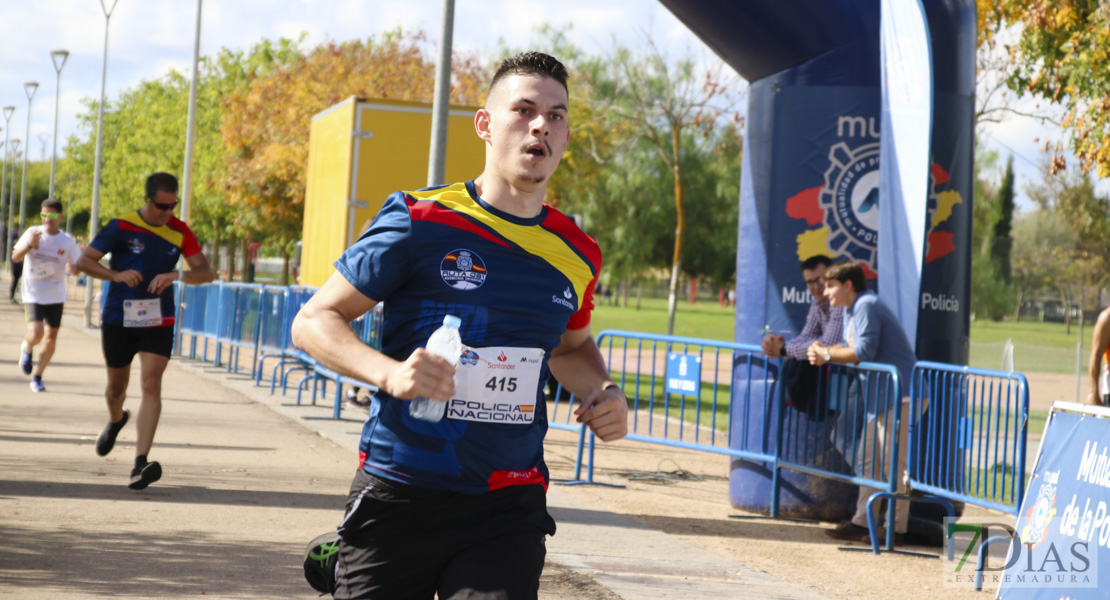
982, 1, 1110, 176
56, 37, 306, 245
596, 40, 742, 334
1012, 208, 1072, 319
1024, 158, 1110, 329
970, 145, 1014, 320
220, 31, 487, 282
990, 156, 1016, 283
672, 124, 741, 290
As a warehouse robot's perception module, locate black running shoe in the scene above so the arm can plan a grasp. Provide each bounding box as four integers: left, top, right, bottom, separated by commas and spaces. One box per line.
303, 531, 340, 595
128, 461, 162, 490
95, 409, 130, 457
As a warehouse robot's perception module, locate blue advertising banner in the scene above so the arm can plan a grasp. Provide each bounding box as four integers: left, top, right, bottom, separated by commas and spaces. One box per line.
879, 0, 933, 346
996, 409, 1110, 597
666, 352, 701, 397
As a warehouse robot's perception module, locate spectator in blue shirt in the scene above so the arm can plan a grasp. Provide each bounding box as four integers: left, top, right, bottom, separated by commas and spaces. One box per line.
807, 260, 918, 544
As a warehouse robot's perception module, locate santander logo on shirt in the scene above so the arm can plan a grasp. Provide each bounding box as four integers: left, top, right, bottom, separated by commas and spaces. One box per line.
551, 286, 575, 310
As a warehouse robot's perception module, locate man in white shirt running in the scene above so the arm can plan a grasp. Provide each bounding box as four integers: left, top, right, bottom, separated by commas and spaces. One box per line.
11, 198, 81, 392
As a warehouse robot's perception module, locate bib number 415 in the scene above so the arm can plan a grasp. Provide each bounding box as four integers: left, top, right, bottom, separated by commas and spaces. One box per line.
485, 376, 518, 392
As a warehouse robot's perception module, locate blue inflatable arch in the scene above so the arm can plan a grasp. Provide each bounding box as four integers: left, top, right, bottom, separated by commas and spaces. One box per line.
659, 0, 976, 518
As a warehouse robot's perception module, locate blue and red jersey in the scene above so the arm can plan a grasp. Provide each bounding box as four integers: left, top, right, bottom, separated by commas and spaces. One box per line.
334, 181, 601, 495
90, 211, 201, 327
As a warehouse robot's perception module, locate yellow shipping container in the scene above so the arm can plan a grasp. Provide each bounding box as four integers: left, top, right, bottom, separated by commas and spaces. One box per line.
300, 96, 484, 287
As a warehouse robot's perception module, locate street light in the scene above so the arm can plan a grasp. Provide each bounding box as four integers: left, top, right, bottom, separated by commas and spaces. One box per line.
0, 105, 13, 267
86, 0, 121, 328
18, 81, 38, 233
49, 49, 70, 199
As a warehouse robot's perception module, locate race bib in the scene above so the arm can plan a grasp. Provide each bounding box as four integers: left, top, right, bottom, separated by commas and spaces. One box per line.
446, 346, 545, 424
123, 298, 162, 328
30, 262, 55, 280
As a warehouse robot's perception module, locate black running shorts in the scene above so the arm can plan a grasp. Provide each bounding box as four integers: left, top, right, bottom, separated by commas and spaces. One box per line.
101, 324, 175, 368
333, 470, 555, 600
26, 303, 64, 328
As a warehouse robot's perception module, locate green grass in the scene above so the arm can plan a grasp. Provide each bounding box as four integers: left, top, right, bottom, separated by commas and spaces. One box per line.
967, 319, 1089, 349
592, 297, 736, 341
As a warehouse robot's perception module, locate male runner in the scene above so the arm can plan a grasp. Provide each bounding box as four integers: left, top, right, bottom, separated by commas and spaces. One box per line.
11, 198, 81, 392
77, 172, 215, 490
292, 52, 628, 599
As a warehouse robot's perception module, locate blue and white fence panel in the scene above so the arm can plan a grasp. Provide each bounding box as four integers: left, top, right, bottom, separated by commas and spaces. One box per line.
777, 360, 904, 548
902, 361, 1029, 578
559, 331, 781, 491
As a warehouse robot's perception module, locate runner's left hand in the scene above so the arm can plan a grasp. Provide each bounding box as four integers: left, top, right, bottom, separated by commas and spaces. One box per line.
575, 385, 629, 442
148, 272, 176, 295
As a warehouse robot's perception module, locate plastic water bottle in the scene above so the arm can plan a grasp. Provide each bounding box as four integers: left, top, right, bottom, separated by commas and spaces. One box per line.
409, 315, 463, 422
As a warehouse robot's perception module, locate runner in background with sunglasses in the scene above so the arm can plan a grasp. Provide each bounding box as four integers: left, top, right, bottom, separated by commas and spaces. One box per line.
10, 198, 81, 392
77, 172, 215, 490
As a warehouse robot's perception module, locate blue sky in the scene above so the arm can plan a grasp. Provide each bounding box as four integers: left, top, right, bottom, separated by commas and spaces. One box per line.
0, 0, 1096, 212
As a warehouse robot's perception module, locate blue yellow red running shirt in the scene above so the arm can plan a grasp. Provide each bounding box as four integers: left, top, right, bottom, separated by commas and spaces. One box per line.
90, 210, 201, 327
334, 181, 602, 495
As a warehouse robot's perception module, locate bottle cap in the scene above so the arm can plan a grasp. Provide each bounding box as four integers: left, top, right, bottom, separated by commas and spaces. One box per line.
443, 315, 461, 328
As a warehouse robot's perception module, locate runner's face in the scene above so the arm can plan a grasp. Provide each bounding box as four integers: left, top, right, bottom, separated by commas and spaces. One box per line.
145, 190, 178, 227
41, 210, 62, 233
479, 74, 570, 190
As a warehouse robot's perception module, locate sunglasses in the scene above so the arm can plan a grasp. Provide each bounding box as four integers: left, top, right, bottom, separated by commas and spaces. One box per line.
151, 201, 178, 212
41, 212, 61, 218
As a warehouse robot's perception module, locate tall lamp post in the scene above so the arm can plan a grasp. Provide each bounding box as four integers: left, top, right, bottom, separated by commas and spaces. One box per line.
4, 138, 20, 267
0, 105, 13, 267
86, 0, 121, 328
49, 49, 70, 199
18, 81, 38, 233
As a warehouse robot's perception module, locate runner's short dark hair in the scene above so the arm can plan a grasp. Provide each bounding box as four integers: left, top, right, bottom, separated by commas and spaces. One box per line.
823, 261, 867, 293
489, 52, 569, 97
41, 198, 63, 213
145, 172, 179, 200
800, 255, 833, 272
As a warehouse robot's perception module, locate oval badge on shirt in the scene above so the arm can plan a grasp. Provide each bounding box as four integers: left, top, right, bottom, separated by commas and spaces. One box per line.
440, 248, 487, 290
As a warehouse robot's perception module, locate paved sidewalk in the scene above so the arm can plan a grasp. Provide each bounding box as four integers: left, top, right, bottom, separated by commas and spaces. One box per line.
0, 293, 826, 599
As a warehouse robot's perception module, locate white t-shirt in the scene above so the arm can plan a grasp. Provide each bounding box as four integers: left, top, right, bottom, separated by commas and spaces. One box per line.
16, 226, 82, 305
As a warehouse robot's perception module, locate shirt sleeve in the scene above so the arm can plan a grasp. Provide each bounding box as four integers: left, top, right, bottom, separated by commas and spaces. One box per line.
818, 306, 845, 347
333, 192, 413, 302
180, 223, 201, 257
89, 220, 118, 255
13, 228, 33, 252
784, 302, 823, 360
565, 276, 597, 331
850, 298, 880, 362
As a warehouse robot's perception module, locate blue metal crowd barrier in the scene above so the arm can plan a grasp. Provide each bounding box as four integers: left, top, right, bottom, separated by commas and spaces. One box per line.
895, 361, 1029, 584
254, 286, 288, 387
176, 282, 208, 358
209, 283, 264, 376
777, 360, 905, 549
563, 331, 783, 493
278, 286, 319, 403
